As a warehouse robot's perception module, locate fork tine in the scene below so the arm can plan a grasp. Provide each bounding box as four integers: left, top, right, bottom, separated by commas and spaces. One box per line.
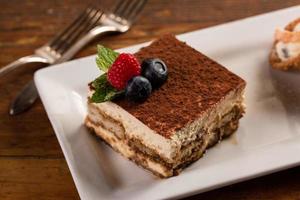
127, 0, 147, 21
47, 0, 147, 57
119, 0, 138, 19
48, 6, 92, 49
113, 0, 130, 16
57, 8, 104, 54
113, 0, 147, 22
86, 8, 104, 29
49, 7, 93, 53
62, 9, 104, 53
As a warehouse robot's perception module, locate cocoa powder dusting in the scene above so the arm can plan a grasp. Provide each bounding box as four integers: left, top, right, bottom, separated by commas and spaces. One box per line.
114, 34, 246, 138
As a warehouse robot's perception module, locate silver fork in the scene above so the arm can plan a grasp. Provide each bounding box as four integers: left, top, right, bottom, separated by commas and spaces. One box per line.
6, 0, 147, 115
0, 7, 103, 76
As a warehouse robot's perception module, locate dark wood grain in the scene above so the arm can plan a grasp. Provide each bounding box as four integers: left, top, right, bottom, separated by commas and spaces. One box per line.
0, 0, 300, 199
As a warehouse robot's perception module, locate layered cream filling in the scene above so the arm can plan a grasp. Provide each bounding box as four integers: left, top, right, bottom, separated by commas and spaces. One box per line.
85, 118, 172, 177
86, 100, 243, 177
175, 107, 241, 165
87, 87, 244, 164
170, 89, 244, 146
88, 89, 179, 162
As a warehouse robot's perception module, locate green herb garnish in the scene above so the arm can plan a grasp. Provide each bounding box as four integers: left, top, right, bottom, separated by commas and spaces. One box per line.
95, 45, 119, 72
90, 46, 123, 103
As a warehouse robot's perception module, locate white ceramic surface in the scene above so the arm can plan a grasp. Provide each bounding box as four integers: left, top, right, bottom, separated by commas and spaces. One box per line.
35, 6, 300, 200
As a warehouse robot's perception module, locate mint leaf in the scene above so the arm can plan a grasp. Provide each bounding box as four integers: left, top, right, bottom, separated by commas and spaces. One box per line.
102, 84, 124, 101
91, 46, 122, 103
92, 73, 107, 90
91, 84, 123, 103
96, 45, 119, 72
91, 88, 106, 102
90, 73, 124, 103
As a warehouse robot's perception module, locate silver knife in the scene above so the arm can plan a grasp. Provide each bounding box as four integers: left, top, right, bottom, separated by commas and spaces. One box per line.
9, 81, 39, 115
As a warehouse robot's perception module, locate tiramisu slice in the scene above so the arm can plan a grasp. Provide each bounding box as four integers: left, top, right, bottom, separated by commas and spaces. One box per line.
85, 34, 246, 178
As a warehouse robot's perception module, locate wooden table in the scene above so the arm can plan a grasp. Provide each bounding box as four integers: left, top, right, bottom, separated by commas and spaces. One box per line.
1, 0, 300, 199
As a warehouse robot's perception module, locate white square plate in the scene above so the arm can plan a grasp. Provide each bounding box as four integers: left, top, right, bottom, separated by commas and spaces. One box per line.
35, 6, 300, 200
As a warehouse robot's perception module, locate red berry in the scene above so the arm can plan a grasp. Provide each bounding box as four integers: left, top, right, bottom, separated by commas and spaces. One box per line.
107, 53, 141, 90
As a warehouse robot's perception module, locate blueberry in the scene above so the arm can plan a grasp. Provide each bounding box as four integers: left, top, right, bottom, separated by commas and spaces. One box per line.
141, 58, 168, 88
125, 76, 152, 102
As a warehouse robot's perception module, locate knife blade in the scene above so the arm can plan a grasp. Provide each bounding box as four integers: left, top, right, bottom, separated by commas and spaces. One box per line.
9, 81, 39, 115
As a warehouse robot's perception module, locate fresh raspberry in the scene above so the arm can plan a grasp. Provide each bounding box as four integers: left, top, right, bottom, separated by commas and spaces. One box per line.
107, 53, 141, 90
